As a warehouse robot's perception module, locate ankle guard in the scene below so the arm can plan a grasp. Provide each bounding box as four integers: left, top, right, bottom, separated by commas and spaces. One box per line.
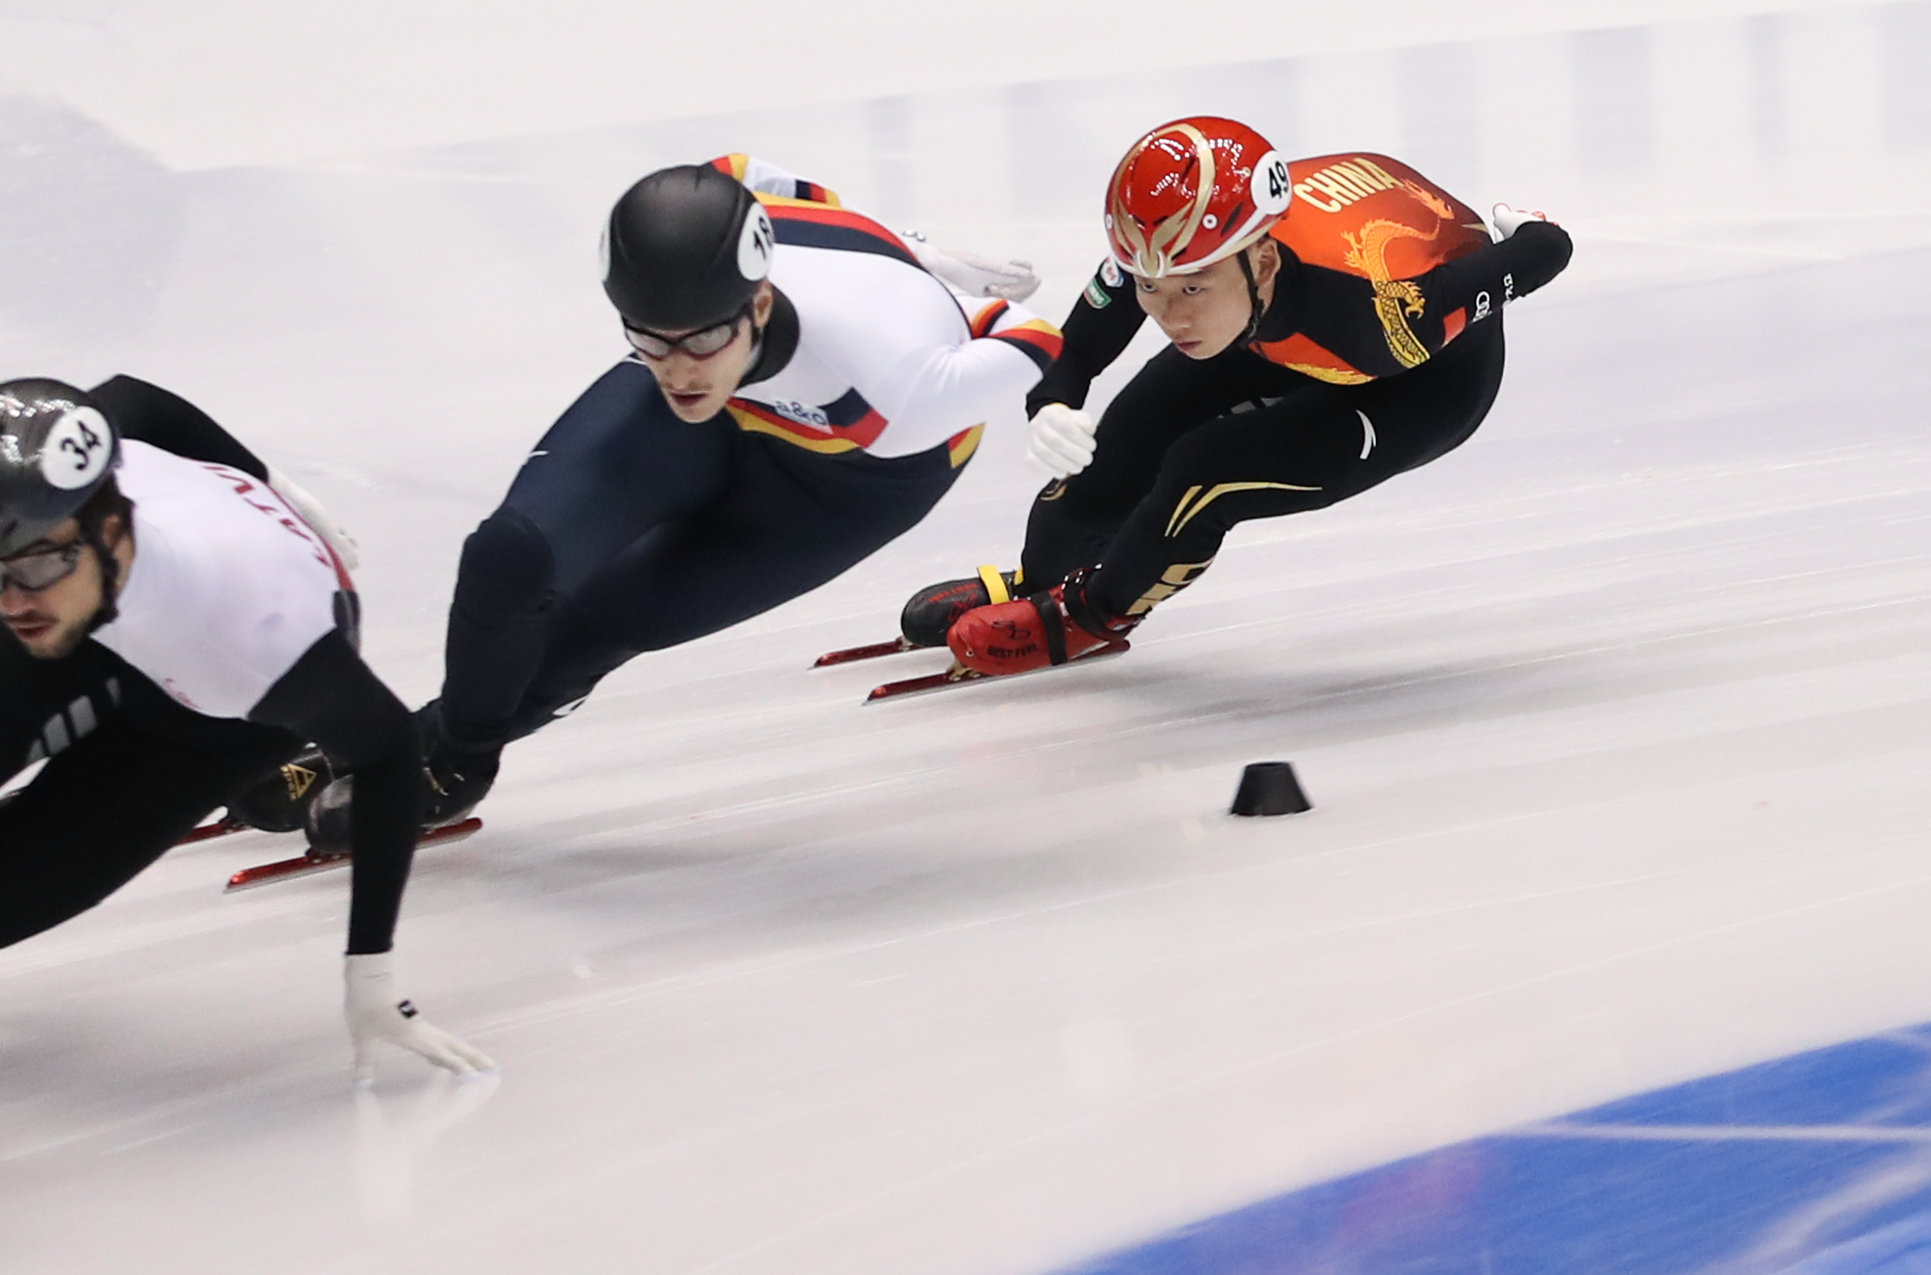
1059, 566, 1138, 643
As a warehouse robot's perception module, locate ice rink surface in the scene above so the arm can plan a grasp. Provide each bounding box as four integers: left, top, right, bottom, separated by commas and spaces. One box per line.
4, 1, 1931, 1271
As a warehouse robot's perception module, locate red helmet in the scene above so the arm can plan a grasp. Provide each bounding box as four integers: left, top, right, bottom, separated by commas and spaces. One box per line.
1104, 117, 1292, 278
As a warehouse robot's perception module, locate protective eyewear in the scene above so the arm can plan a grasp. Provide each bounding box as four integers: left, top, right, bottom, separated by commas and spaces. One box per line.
0, 540, 83, 593
623, 306, 751, 361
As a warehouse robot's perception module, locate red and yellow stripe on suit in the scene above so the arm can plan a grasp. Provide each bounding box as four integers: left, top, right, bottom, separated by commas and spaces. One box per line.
710, 153, 843, 208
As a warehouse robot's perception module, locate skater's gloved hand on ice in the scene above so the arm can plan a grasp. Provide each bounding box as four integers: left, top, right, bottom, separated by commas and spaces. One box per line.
1028, 403, 1099, 479
344, 951, 494, 1084
900, 231, 1040, 302
1490, 204, 1554, 242
267, 465, 361, 571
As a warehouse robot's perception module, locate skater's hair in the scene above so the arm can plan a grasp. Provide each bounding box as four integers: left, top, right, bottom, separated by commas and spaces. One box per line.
74, 476, 134, 619
74, 475, 133, 542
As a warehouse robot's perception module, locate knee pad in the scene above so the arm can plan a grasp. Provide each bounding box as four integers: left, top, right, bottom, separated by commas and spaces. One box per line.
453, 508, 555, 619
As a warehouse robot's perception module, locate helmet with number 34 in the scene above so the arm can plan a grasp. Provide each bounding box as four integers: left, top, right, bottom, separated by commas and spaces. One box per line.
1104, 116, 1293, 279
0, 378, 121, 558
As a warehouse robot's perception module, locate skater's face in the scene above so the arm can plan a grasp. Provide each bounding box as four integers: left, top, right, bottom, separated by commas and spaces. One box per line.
631, 283, 776, 422
1133, 242, 1280, 359
0, 514, 132, 660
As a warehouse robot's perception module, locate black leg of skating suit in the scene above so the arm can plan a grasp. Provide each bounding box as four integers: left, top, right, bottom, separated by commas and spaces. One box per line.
436, 360, 963, 752
437, 508, 560, 756
1022, 321, 1506, 619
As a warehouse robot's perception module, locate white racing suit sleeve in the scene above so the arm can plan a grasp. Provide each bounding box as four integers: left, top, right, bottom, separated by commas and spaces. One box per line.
266, 464, 360, 571
901, 232, 1040, 302
719, 153, 1041, 301
869, 299, 1063, 457
345, 952, 495, 1082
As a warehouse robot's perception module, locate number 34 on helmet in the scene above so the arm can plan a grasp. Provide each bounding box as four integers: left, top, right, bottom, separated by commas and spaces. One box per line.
1104, 116, 1292, 279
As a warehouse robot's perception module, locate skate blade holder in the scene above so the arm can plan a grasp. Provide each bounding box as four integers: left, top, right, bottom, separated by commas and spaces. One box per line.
223, 817, 484, 892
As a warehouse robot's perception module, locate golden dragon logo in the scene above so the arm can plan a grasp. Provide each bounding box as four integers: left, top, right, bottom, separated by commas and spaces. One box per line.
1341, 179, 1455, 370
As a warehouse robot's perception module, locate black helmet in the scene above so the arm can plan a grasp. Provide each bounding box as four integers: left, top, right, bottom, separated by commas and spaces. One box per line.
602, 164, 775, 333
0, 378, 120, 558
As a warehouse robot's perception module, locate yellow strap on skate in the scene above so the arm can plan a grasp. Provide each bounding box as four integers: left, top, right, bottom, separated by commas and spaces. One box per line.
978, 564, 1011, 605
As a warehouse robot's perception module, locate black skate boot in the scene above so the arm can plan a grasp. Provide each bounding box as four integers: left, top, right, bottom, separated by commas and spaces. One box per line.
899, 565, 1022, 647
229, 746, 336, 833
421, 739, 500, 830
409, 701, 500, 829
302, 742, 500, 855
303, 775, 355, 855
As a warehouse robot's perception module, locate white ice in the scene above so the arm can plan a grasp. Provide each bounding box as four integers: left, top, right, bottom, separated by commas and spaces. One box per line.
4, 2, 1931, 1272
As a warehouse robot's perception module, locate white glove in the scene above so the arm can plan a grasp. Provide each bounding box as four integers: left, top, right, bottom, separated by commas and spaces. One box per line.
1027, 403, 1098, 478
267, 464, 360, 571
901, 231, 1040, 302
344, 952, 495, 1083
1490, 203, 1551, 242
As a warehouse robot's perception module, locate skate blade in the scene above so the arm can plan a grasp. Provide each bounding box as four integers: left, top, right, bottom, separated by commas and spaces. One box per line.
865, 640, 1129, 703
812, 636, 918, 667
223, 818, 484, 892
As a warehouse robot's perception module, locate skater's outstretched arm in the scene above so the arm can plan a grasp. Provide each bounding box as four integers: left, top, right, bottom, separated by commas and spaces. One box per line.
875, 228, 1061, 443
864, 299, 1063, 457
89, 375, 269, 477
248, 629, 417, 956
1026, 260, 1147, 417
1254, 214, 1573, 382
716, 150, 1041, 308
1409, 216, 1572, 337
249, 629, 495, 1079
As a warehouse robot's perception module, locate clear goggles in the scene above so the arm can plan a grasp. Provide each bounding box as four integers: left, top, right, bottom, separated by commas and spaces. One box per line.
623, 305, 752, 361
0, 540, 83, 593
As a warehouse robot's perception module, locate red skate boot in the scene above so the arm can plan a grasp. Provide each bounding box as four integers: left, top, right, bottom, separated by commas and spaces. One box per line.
946, 567, 1135, 676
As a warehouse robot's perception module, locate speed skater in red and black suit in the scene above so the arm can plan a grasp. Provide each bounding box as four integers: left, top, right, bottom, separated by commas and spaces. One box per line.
899, 116, 1573, 675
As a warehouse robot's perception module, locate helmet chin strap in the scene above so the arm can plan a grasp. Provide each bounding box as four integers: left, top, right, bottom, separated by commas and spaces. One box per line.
739, 320, 768, 383
1235, 246, 1266, 345
79, 519, 124, 635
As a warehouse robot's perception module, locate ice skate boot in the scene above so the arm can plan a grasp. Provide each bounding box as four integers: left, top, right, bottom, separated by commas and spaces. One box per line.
422, 739, 500, 830
229, 746, 336, 833
301, 741, 499, 855
303, 775, 355, 855
301, 752, 491, 855
409, 701, 500, 829
946, 566, 1136, 676
899, 565, 1022, 647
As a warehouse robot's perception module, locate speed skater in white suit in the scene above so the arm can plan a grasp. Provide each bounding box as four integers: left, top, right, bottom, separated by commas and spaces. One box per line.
383, 154, 1066, 823
0, 375, 490, 1082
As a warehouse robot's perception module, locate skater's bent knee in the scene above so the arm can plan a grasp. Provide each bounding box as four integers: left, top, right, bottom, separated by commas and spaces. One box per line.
455, 508, 555, 615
